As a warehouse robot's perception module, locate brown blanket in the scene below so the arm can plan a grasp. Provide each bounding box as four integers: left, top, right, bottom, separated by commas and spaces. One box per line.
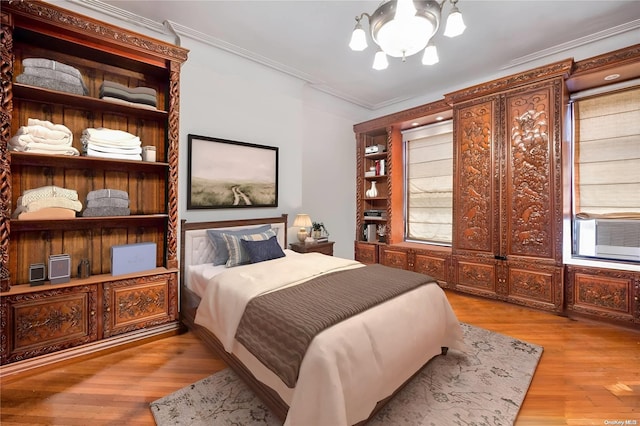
235, 263, 436, 387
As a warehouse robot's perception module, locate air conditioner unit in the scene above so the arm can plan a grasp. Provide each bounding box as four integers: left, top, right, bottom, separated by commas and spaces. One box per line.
576, 218, 640, 261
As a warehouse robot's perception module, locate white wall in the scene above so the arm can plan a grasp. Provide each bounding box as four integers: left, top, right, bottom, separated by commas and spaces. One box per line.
57, 0, 369, 259
177, 37, 366, 258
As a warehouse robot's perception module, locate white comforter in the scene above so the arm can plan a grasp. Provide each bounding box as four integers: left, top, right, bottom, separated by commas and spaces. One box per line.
194, 253, 466, 426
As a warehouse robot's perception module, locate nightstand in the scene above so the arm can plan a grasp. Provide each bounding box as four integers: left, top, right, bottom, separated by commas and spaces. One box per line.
289, 241, 334, 256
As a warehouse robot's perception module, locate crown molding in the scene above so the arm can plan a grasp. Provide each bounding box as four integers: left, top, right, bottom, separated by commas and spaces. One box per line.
501, 19, 640, 70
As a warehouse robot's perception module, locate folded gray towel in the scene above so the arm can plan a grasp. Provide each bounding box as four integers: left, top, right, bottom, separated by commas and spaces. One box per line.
82, 206, 131, 217
86, 197, 129, 208
100, 80, 157, 96
86, 189, 129, 201
22, 58, 83, 80
23, 66, 88, 94
16, 73, 85, 96
100, 87, 156, 106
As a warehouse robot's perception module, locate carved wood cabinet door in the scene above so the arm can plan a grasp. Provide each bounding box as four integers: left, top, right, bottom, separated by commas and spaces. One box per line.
452, 78, 564, 311
102, 273, 178, 338
1, 285, 99, 364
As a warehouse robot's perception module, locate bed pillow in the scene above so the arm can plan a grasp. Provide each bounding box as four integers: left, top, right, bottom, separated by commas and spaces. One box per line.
206, 224, 271, 265
241, 235, 286, 264
222, 228, 277, 267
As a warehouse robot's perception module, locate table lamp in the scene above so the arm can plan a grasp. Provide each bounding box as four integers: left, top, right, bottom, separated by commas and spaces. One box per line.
293, 214, 312, 243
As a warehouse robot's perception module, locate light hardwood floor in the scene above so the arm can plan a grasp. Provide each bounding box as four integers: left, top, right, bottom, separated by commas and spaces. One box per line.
1, 290, 638, 425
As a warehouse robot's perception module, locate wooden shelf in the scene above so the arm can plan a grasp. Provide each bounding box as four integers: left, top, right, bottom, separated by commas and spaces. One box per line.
1, 267, 178, 296
14, 83, 167, 120
10, 214, 168, 232
364, 152, 387, 160
10, 152, 169, 173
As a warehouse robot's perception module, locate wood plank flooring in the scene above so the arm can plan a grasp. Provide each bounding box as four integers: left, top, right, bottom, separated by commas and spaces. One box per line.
1, 290, 638, 425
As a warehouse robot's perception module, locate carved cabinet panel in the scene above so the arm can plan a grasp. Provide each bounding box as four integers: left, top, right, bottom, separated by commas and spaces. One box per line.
103, 273, 178, 338
379, 245, 452, 286
507, 262, 563, 312
455, 258, 497, 296
454, 97, 499, 254
1, 285, 98, 364
566, 266, 639, 326
379, 246, 409, 270
354, 242, 379, 265
504, 83, 562, 260
413, 250, 450, 287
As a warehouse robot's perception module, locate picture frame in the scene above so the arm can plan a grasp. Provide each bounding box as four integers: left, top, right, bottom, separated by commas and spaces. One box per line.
187, 134, 279, 209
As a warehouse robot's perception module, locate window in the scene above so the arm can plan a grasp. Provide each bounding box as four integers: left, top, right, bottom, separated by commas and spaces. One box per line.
403, 120, 453, 244
571, 83, 640, 261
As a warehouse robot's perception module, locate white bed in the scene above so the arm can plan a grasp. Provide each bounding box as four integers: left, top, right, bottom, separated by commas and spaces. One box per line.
180, 215, 465, 426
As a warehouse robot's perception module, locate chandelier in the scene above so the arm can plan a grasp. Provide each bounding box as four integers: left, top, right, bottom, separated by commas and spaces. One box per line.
349, 0, 466, 70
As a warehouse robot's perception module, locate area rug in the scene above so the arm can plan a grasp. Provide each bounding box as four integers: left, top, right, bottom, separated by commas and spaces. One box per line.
150, 323, 542, 426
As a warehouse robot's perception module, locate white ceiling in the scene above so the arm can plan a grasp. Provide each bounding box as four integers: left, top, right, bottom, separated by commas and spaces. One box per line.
84, 0, 640, 111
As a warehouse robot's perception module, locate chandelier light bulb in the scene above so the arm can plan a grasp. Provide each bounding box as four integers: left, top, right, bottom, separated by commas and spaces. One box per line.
395, 0, 417, 21
349, 22, 368, 51
443, 5, 466, 37
422, 42, 439, 65
373, 50, 389, 70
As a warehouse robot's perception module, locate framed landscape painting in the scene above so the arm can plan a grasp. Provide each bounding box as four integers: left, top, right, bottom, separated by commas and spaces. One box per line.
187, 134, 278, 209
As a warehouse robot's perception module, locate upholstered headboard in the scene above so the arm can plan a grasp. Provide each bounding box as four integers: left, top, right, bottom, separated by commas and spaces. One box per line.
180, 214, 288, 288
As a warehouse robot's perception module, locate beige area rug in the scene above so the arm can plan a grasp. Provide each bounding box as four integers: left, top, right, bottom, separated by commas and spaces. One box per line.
150, 323, 542, 425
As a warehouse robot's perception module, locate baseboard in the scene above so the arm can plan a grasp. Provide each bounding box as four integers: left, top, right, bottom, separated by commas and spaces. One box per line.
0, 322, 183, 382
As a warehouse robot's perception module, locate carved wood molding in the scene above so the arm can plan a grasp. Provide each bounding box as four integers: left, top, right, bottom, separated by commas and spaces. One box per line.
571, 43, 640, 76
166, 60, 180, 269
353, 99, 451, 134
444, 59, 573, 105
0, 11, 13, 292
5, 1, 188, 63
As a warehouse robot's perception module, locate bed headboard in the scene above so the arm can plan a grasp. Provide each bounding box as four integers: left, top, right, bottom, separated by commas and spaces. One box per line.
180, 214, 288, 285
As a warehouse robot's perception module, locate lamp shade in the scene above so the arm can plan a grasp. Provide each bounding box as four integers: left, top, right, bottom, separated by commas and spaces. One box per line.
349, 24, 368, 51
443, 6, 466, 37
293, 214, 312, 228
293, 214, 313, 242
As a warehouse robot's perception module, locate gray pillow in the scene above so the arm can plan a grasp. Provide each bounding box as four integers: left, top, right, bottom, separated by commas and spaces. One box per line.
206, 224, 271, 265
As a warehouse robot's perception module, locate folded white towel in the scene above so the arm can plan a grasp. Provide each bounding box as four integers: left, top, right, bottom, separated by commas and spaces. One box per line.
13, 128, 72, 146
85, 147, 141, 161
14, 196, 82, 213
85, 142, 142, 154
9, 140, 80, 156
20, 185, 78, 206
82, 127, 138, 142
27, 118, 73, 136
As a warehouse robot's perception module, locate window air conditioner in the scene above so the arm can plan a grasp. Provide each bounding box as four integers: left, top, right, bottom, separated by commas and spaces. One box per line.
576, 218, 640, 262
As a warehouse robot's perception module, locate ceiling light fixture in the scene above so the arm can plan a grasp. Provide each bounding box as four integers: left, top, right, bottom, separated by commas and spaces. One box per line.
349, 0, 466, 70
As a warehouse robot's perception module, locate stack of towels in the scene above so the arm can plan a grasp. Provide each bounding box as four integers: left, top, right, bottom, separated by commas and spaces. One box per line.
82, 189, 130, 217
81, 128, 142, 161
16, 58, 88, 96
99, 80, 157, 110
9, 118, 80, 156
12, 185, 82, 220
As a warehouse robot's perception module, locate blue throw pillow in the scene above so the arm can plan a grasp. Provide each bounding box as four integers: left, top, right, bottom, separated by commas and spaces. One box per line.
223, 229, 277, 267
206, 225, 271, 265
241, 235, 286, 264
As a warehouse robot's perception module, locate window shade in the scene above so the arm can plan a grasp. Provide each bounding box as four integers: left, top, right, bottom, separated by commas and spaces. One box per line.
574, 87, 640, 216
404, 121, 453, 243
